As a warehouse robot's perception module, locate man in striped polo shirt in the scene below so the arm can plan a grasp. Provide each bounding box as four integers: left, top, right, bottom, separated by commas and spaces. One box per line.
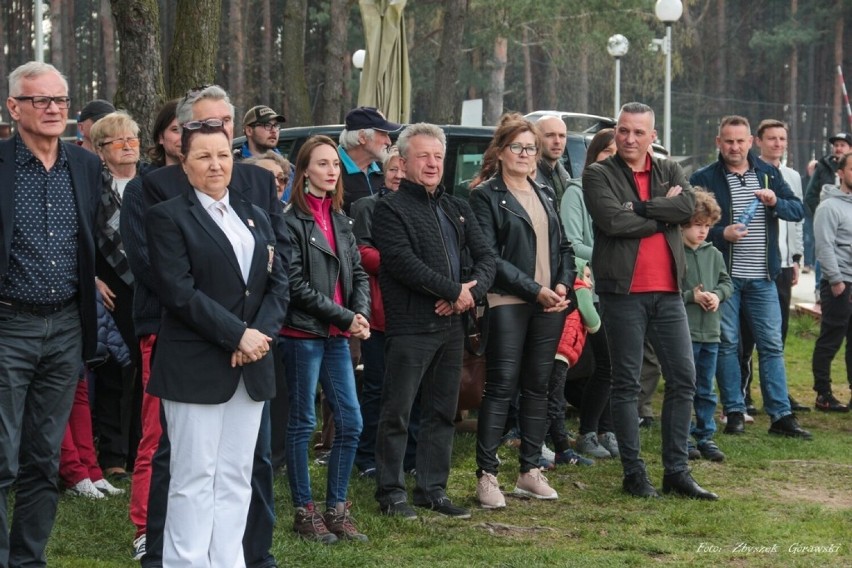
690, 115, 811, 440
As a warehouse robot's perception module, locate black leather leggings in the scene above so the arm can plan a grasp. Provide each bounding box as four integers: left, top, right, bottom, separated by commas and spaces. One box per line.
476, 303, 565, 474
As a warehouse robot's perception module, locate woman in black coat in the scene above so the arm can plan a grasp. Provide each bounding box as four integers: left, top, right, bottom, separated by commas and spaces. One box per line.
469, 113, 574, 509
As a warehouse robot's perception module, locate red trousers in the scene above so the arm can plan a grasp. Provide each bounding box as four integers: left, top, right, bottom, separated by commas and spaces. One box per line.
59, 375, 103, 486
129, 334, 160, 537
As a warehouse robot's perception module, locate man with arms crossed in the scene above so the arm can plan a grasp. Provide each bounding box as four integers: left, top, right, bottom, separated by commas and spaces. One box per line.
583, 102, 717, 500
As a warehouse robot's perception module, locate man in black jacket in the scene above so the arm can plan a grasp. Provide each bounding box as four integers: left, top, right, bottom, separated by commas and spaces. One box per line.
373, 123, 496, 519
139, 85, 288, 568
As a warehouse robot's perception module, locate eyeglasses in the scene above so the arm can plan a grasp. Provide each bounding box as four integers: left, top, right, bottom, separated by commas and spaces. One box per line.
507, 143, 539, 156
275, 175, 288, 186
99, 137, 140, 149
183, 119, 225, 130
13, 96, 72, 109
251, 122, 279, 132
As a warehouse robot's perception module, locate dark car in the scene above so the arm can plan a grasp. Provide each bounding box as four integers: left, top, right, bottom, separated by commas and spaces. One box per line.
233, 124, 495, 198
525, 110, 669, 178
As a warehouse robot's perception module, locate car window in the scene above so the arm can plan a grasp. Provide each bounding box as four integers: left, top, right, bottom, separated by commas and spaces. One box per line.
566, 135, 587, 178
450, 140, 490, 199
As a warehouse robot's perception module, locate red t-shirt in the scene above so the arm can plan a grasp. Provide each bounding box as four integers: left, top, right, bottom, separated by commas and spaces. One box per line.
630, 155, 678, 293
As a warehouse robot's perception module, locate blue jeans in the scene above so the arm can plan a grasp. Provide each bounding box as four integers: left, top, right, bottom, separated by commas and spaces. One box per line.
0, 304, 81, 568
281, 337, 362, 508
598, 293, 695, 477
691, 342, 719, 444
716, 278, 792, 422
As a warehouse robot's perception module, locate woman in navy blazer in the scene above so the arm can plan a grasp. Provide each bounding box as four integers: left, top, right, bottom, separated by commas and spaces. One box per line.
145, 123, 288, 568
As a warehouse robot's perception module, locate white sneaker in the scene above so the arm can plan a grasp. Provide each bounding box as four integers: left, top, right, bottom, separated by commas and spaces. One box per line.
540, 443, 555, 463
93, 477, 125, 495
513, 468, 558, 500
68, 478, 105, 499
132, 534, 147, 561
720, 412, 755, 424
476, 472, 506, 509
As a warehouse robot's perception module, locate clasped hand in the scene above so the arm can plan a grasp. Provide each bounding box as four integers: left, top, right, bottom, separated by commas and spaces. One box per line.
693, 284, 720, 312
538, 283, 570, 313
231, 328, 273, 367
435, 280, 478, 316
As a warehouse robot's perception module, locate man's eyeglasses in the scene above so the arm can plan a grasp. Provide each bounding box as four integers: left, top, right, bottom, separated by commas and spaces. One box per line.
183, 119, 224, 130
251, 122, 279, 132
99, 137, 140, 149
13, 96, 72, 109
507, 143, 539, 156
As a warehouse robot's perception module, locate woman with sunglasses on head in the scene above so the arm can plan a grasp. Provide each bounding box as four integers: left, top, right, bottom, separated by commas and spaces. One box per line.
279, 135, 370, 543
145, 122, 288, 567
88, 111, 143, 481
468, 113, 575, 509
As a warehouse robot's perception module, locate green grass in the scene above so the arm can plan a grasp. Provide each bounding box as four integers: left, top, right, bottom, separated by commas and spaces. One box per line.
44, 314, 851, 567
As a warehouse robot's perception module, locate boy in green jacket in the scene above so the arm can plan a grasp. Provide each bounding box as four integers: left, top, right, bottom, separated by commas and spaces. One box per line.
681, 189, 733, 462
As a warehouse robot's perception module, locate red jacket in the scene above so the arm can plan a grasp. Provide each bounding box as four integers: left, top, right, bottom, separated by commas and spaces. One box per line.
555, 277, 590, 367
358, 244, 385, 332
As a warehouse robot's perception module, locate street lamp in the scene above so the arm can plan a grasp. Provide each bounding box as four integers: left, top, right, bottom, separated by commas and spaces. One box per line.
655, 0, 683, 153
351, 49, 366, 71
607, 34, 629, 117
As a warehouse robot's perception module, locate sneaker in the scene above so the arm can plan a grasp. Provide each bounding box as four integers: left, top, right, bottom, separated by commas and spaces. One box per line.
380, 499, 418, 520
131, 534, 146, 561
537, 456, 556, 471
577, 432, 612, 459
405, 467, 417, 477
768, 415, 813, 440
723, 411, 745, 434
687, 442, 701, 460
359, 467, 376, 479
293, 503, 338, 543
414, 496, 471, 519
323, 502, 368, 542
93, 477, 125, 496
314, 450, 331, 466
815, 392, 849, 413
540, 444, 556, 463
598, 432, 620, 458
697, 440, 725, 462
720, 412, 754, 424
513, 468, 558, 500
476, 472, 506, 509
638, 416, 655, 429
554, 448, 594, 466
501, 427, 521, 448
67, 478, 105, 499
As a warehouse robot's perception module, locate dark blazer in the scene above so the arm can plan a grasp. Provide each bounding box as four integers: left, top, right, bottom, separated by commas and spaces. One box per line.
0, 136, 101, 358
145, 189, 289, 404
142, 162, 291, 285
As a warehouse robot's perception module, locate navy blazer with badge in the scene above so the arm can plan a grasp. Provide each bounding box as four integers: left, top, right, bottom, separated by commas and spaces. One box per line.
145, 188, 289, 404
0, 137, 101, 358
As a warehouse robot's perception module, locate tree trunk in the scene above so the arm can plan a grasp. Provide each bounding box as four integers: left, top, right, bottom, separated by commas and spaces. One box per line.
431, 0, 468, 124
577, 17, 589, 114
110, 0, 165, 146
100, 0, 118, 101
228, 0, 246, 125
831, 0, 844, 133
281, 0, 311, 126
316, 0, 349, 124
49, 0, 65, 72
522, 27, 533, 113
168, 0, 221, 98
788, 0, 799, 170
484, 36, 507, 126
715, 0, 726, 115
260, 0, 272, 104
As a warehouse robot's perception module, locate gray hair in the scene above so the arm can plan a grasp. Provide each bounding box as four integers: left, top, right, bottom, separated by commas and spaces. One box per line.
243, 150, 290, 172
397, 123, 446, 159
382, 145, 400, 169
339, 127, 377, 150
618, 102, 655, 128
8, 61, 68, 97
175, 85, 234, 125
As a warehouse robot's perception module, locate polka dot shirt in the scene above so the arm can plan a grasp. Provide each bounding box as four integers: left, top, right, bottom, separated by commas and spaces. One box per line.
0, 135, 79, 304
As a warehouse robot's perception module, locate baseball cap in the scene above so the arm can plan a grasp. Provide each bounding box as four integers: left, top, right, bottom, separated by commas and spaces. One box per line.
243, 105, 285, 126
344, 107, 402, 132
828, 132, 852, 145
79, 99, 116, 123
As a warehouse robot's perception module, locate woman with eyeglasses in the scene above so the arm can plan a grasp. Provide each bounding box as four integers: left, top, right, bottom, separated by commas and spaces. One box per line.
468, 113, 575, 509
88, 111, 143, 481
244, 150, 292, 202
145, 123, 288, 567
279, 135, 370, 543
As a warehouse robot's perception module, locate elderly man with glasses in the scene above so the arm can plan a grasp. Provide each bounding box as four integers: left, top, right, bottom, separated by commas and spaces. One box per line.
0, 61, 103, 568
138, 85, 290, 568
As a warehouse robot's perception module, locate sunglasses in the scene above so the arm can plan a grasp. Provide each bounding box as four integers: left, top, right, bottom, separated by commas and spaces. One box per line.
99, 137, 140, 149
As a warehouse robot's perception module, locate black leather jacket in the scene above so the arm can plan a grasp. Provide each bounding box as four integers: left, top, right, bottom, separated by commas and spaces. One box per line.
283, 204, 370, 336
469, 175, 575, 302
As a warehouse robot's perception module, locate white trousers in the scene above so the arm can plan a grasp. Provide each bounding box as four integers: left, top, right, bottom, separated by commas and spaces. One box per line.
162, 379, 263, 568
